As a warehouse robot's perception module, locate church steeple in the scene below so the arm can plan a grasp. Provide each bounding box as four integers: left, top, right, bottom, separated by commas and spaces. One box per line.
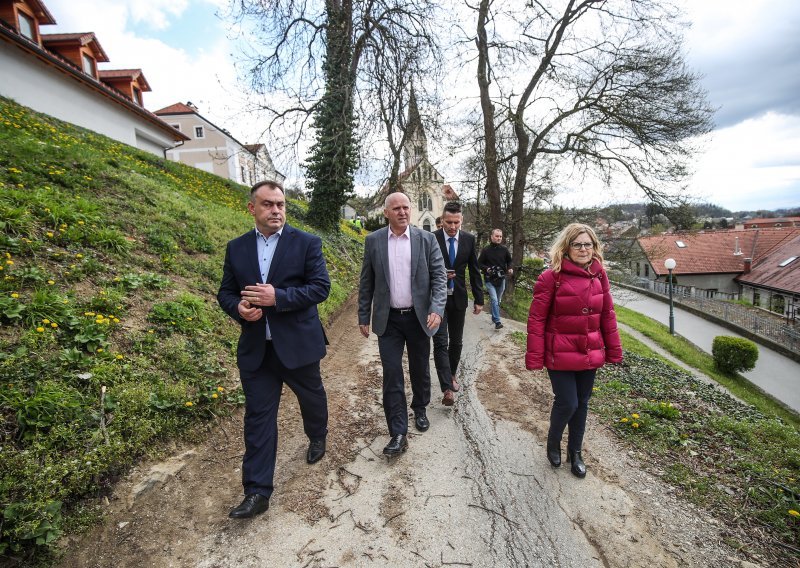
403, 86, 428, 169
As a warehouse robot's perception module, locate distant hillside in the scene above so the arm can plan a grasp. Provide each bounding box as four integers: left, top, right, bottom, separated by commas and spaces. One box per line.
0, 96, 361, 559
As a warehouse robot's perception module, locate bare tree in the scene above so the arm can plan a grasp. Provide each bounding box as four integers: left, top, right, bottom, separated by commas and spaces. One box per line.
228, 0, 442, 229
472, 0, 714, 291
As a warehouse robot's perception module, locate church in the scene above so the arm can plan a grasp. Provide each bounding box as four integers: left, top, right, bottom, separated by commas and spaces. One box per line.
368, 90, 458, 230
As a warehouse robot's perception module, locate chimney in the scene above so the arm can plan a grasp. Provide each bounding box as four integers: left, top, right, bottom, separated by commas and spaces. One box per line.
734, 236, 742, 255
743, 258, 752, 274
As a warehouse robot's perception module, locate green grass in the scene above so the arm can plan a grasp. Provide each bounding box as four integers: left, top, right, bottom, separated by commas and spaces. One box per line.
0, 96, 363, 561
614, 305, 800, 431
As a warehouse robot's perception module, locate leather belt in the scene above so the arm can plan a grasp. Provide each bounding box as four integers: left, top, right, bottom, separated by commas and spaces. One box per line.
389, 307, 414, 314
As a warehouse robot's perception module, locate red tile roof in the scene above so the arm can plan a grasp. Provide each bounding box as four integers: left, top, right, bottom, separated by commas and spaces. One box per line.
154, 102, 197, 115
41, 32, 109, 61
98, 69, 151, 91
638, 227, 800, 277
736, 235, 800, 294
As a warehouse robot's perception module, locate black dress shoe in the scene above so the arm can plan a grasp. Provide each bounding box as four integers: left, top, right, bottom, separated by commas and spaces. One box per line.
307, 438, 326, 464
567, 450, 586, 478
414, 412, 430, 432
383, 434, 408, 456
546, 442, 561, 467
228, 494, 269, 519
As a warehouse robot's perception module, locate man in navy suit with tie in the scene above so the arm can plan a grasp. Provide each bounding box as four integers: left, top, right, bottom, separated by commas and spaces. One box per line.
433, 202, 484, 406
218, 180, 330, 519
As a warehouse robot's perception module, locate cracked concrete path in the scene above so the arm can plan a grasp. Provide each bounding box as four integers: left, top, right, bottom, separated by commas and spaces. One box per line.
57, 299, 742, 568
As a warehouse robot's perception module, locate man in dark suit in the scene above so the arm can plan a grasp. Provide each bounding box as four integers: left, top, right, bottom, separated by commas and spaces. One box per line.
358, 192, 447, 456
433, 202, 484, 405
218, 180, 330, 519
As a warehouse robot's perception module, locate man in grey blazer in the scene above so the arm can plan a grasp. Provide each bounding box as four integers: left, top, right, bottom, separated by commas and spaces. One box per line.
358, 192, 447, 456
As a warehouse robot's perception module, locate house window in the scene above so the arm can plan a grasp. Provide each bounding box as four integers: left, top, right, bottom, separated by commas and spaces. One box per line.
753, 291, 760, 307
644, 264, 649, 277
82, 53, 96, 76
636, 263, 640, 276
170, 123, 181, 132
771, 295, 785, 315
194, 126, 205, 138
132, 86, 142, 105
18, 12, 35, 40
675, 240, 686, 248
423, 221, 431, 231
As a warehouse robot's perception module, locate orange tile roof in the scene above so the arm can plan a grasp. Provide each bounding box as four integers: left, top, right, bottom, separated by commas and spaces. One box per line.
737, 235, 800, 294
638, 227, 800, 276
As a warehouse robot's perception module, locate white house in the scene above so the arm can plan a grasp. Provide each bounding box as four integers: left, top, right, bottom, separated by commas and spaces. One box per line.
155, 102, 284, 186
0, 0, 186, 155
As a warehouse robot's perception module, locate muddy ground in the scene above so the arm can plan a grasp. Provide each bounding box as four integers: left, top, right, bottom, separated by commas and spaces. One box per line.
56, 297, 764, 567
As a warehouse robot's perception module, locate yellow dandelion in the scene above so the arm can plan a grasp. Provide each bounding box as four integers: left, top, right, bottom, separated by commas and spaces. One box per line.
113, 318, 120, 323
46, 232, 54, 238
211, 393, 218, 399
47, 280, 55, 285
631, 413, 640, 419
51, 323, 58, 328
96, 348, 103, 353
115, 354, 123, 360
620, 417, 629, 423
78, 220, 85, 225
11, 293, 19, 298
789, 510, 800, 518
36, 326, 45, 332
42, 319, 50, 324
76, 253, 83, 258
147, 329, 154, 334
5, 260, 13, 265
632, 422, 639, 428
217, 386, 225, 392
185, 401, 193, 407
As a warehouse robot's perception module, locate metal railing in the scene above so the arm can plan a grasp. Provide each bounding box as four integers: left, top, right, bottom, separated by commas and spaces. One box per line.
619, 278, 799, 354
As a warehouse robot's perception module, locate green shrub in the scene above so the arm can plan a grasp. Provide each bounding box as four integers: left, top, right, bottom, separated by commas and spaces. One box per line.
711, 335, 759, 374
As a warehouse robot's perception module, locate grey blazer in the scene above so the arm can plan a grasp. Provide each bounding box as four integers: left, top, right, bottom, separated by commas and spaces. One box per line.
358, 226, 447, 337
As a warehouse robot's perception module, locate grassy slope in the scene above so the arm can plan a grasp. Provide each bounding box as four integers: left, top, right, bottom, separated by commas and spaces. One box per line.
0, 96, 362, 559
506, 281, 800, 561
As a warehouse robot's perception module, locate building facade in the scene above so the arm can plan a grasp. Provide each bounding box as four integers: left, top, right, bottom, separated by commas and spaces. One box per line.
155, 102, 283, 186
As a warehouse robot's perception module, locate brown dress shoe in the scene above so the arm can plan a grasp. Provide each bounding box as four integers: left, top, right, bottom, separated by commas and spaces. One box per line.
451, 375, 461, 392
442, 389, 455, 406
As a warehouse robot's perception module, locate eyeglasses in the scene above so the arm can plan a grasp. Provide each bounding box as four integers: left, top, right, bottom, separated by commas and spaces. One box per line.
570, 242, 594, 250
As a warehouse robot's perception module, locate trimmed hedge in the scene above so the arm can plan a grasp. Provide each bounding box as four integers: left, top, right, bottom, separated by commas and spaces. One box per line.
712, 335, 759, 374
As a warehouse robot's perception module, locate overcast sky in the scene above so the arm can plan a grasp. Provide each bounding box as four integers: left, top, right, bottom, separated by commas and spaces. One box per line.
42, 0, 800, 213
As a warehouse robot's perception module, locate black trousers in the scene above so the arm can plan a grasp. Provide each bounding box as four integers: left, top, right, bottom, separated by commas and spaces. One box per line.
378, 310, 432, 436
239, 341, 328, 498
432, 295, 466, 392
546, 368, 596, 452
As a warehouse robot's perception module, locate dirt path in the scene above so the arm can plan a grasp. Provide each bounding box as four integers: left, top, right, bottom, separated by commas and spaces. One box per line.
56, 297, 757, 567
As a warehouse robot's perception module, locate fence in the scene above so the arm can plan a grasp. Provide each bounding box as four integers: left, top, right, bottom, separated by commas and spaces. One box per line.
619, 278, 800, 354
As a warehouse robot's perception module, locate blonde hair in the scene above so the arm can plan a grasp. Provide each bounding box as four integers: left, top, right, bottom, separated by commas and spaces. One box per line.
548, 223, 604, 272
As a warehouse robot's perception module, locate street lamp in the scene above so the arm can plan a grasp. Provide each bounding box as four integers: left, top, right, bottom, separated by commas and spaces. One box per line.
664, 258, 676, 335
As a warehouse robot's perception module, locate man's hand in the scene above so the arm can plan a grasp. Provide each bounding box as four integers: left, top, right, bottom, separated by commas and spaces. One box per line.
359, 324, 370, 338
426, 312, 441, 330
238, 299, 263, 321
473, 304, 483, 315
241, 283, 276, 307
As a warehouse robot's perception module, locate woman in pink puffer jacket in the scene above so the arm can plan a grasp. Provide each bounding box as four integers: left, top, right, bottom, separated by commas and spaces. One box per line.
526, 223, 622, 478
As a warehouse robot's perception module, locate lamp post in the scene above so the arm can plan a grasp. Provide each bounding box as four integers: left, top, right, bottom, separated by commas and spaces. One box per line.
664, 258, 676, 335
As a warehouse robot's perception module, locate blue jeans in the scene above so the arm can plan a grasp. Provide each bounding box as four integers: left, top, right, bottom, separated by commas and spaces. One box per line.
485, 279, 506, 323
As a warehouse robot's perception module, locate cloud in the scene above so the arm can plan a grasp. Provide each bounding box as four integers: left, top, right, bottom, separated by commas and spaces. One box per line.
683, 0, 800, 127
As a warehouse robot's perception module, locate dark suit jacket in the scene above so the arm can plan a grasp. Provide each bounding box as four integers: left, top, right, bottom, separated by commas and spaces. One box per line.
217, 224, 330, 372
358, 226, 447, 337
434, 229, 484, 310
